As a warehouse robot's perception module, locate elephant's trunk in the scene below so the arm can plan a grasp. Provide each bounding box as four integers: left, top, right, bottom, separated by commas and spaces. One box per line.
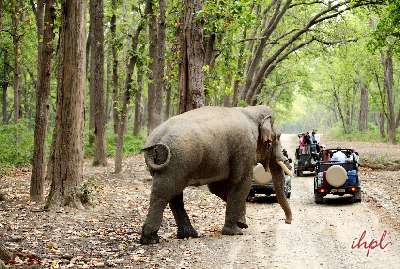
270, 160, 292, 224
142, 143, 171, 171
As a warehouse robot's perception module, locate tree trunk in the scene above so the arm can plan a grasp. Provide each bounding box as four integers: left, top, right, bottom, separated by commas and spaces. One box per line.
147, 0, 166, 134
133, 65, 143, 136
110, 0, 119, 134
90, 0, 107, 166
358, 82, 369, 132
114, 20, 145, 173
30, 0, 56, 202
105, 55, 111, 122
1, 49, 8, 124
178, 0, 205, 114
11, 2, 21, 123
46, 0, 86, 210
163, 82, 171, 120
333, 90, 349, 134
382, 49, 397, 144
379, 112, 385, 138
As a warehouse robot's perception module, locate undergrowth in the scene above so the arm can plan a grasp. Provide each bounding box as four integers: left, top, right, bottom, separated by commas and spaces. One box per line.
0, 121, 145, 172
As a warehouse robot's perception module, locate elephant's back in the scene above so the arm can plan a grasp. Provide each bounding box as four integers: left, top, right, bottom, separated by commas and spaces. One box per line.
144, 106, 256, 174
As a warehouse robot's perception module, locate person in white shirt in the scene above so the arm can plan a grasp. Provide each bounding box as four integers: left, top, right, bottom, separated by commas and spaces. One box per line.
349, 151, 359, 163
331, 150, 347, 162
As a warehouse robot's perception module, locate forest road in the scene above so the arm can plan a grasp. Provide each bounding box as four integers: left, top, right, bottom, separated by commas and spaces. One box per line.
188, 134, 400, 269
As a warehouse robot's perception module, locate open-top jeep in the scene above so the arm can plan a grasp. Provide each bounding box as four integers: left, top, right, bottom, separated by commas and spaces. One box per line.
313, 148, 361, 204
294, 143, 320, 176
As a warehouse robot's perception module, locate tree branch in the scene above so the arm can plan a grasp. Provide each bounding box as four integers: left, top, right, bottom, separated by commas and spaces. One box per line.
289, 0, 324, 8
245, 0, 382, 103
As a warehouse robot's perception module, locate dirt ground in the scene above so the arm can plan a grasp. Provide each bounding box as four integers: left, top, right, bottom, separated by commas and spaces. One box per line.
0, 134, 399, 268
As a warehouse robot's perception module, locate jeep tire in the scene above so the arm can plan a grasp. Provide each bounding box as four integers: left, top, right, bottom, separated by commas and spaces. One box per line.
353, 190, 362, 203
314, 193, 324, 204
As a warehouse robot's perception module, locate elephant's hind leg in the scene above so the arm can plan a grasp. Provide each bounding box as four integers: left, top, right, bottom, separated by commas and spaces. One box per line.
140, 177, 180, 245
169, 193, 199, 239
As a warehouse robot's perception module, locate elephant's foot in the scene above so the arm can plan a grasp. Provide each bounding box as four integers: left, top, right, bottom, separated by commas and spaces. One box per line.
285, 218, 292, 224
177, 225, 199, 239
140, 232, 160, 245
237, 221, 248, 229
222, 224, 243, 235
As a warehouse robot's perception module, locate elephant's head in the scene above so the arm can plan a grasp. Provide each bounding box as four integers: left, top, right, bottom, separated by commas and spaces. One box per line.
254, 110, 282, 167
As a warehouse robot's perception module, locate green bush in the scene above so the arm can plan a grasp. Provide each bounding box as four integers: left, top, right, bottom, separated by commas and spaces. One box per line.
0, 121, 145, 169
327, 123, 400, 143
84, 126, 145, 158
0, 121, 34, 167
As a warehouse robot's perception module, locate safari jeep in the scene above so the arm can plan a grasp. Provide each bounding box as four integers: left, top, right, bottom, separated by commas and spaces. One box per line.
313, 148, 361, 204
294, 144, 320, 176
247, 153, 292, 201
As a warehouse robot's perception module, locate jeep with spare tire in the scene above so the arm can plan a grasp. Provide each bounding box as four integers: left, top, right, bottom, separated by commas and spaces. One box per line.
247, 149, 292, 201
313, 148, 361, 204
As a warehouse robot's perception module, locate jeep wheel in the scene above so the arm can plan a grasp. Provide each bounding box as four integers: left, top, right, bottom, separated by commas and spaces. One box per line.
314, 193, 324, 204
353, 191, 362, 203
247, 190, 255, 202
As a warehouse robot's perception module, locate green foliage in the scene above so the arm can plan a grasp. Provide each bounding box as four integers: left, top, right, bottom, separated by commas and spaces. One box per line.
84, 126, 145, 158
327, 123, 400, 143
0, 122, 34, 167
370, 0, 400, 51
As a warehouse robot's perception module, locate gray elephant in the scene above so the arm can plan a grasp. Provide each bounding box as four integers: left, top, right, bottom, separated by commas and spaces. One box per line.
140, 105, 292, 244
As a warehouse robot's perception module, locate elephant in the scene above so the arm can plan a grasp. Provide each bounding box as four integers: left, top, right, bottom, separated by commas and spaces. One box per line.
139, 105, 292, 244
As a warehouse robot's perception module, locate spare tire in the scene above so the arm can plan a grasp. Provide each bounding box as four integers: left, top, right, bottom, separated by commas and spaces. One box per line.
253, 163, 272, 185
326, 165, 347, 187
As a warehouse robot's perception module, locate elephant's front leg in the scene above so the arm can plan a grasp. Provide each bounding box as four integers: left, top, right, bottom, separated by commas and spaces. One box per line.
208, 181, 248, 229
169, 193, 198, 239
222, 177, 251, 235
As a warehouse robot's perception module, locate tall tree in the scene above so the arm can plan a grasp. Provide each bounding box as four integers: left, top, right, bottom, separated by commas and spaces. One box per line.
382, 49, 399, 144
110, 0, 119, 133
358, 82, 369, 131
238, 0, 379, 105
90, 0, 107, 166
46, 0, 86, 209
147, 0, 166, 133
114, 5, 147, 173
11, 0, 22, 122
1, 49, 8, 124
133, 63, 144, 136
30, 0, 56, 202
178, 0, 205, 113
0, 0, 7, 124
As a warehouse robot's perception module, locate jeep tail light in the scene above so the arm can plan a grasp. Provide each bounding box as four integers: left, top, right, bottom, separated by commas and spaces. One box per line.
351, 187, 357, 192
320, 188, 326, 193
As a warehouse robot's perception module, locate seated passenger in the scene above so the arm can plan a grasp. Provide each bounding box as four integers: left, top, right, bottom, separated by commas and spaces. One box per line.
348, 150, 359, 163
331, 150, 347, 162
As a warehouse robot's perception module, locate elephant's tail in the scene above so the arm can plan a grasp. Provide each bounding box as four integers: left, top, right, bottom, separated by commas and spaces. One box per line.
142, 143, 171, 171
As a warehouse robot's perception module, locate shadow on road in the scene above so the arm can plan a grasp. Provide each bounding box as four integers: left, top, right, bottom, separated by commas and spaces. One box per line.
247, 196, 278, 204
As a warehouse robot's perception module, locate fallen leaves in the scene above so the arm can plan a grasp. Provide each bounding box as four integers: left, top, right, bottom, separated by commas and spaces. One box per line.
0, 155, 227, 268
